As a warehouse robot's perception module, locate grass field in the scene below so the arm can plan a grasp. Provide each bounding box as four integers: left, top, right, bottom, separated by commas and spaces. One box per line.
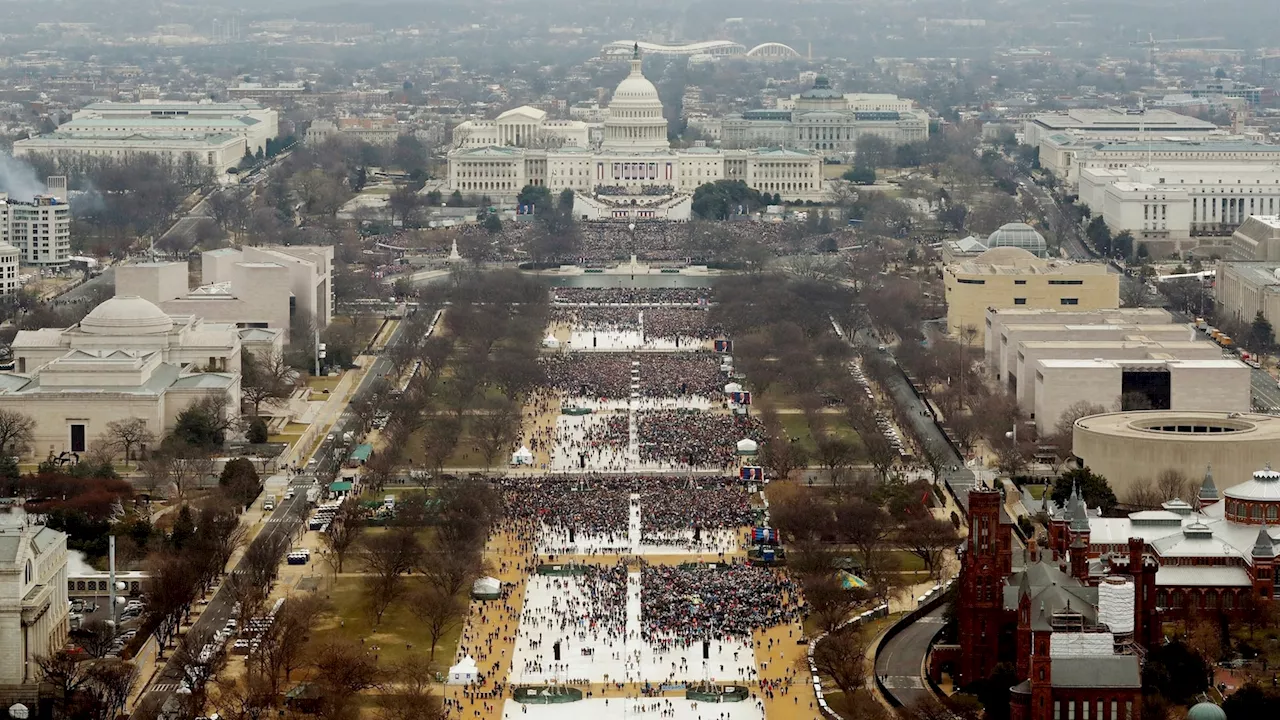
403, 417, 498, 470
311, 575, 463, 670
778, 413, 861, 457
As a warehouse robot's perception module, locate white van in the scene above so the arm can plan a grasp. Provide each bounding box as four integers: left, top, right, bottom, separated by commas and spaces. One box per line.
263, 496, 276, 511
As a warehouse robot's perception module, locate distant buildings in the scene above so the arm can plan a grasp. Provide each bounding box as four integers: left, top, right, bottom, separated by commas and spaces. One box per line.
720, 77, 929, 153
0, 177, 71, 268
1021, 108, 1218, 149
305, 117, 401, 145
12, 100, 279, 178
943, 247, 1120, 339
446, 48, 825, 210
1214, 255, 1280, 335
1076, 164, 1280, 254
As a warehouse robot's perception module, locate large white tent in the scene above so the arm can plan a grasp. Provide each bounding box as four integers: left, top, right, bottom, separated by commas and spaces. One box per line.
511, 446, 534, 465
447, 656, 479, 685
736, 438, 759, 455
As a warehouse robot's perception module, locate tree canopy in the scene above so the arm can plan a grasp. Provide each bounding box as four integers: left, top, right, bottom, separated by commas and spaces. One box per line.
691, 180, 763, 220
1051, 466, 1118, 514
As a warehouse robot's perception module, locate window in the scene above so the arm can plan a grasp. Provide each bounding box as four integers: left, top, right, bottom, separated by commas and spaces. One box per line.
1060, 298, 1079, 305
956, 278, 986, 285
1014, 298, 1027, 305
1014, 279, 1027, 285
70, 424, 86, 453
1048, 279, 1084, 285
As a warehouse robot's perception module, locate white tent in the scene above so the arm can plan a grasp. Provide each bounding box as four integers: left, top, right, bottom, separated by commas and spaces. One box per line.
447, 656, 479, 685
736, 438, 759, 455
472, 576, 501, 599
511, 446, 534, 465
542, 334, 560, 348
724, 382, 743, 393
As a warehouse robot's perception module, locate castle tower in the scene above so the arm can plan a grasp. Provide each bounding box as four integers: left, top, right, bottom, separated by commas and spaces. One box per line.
958, 484, 1012, 685
1015, 571, 1033, 679
1029, 626, 1053, 720
1252, 525, 1275, 600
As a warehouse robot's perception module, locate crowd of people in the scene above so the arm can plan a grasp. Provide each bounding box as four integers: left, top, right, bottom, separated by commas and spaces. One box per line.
640, 483, 752, 538
640, 354, 723, 397
541, 354, 633, 398
641, 562, 803, 646
553, 288, 714, 304
550, 306, 640, 332
644, 308, 721, 341
500, 477, 631, 540
517, 561, 630, 660
637, 411, 765, 469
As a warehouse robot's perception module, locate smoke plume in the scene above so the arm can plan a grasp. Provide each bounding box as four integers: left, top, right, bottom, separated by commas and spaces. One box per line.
0, 153, 46, 202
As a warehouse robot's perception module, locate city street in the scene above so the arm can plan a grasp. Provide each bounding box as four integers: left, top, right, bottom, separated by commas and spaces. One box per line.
874, 605, 949, 708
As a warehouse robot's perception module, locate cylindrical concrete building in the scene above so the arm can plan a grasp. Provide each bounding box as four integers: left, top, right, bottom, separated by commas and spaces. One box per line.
1073, 411, 1280, 501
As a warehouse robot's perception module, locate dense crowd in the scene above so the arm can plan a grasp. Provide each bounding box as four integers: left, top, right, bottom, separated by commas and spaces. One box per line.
498, 476, 755, 541
552, 288, 715, 304
550, 306, 641, 331
637, 411, 765, 468
445, 220, 854, 263
519, 561, 630, 645
640, 484, 752, 537
541, 354, 633, 398
640, 354, 723, 397
500, 477, 630, 539
641, 562, 803, 646
644, 308, 722, 341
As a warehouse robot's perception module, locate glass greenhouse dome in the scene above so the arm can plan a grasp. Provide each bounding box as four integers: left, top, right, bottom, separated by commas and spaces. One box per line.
986, 222, 1048, 258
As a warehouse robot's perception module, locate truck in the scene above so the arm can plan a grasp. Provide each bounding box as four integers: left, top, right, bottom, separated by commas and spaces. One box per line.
306, 485, 320, 505
263, 495, 276, 511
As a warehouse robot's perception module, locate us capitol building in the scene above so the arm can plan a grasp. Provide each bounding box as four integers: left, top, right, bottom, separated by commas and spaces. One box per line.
446, 46, 825, 220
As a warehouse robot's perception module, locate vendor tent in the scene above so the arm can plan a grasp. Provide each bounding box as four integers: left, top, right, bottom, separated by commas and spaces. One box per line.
838, 571, 868, 590
472, 576, 502, 600
511, 446, 534, 465
447, 656, 479, 685
736, 438, 759, 456
724, 382, 743, 393
542, 334, 560, 348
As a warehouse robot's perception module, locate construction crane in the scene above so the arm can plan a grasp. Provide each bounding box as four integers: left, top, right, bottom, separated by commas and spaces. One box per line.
1129, 34, 1226, 72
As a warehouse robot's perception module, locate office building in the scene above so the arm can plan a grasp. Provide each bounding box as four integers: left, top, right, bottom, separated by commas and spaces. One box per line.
944, 248, 1120, 340
68, 100, 278, 153
13, 133, 249, 177
1037, 136, 1280, 189
1213, 257, 1280, 335
0, 179, 71, 268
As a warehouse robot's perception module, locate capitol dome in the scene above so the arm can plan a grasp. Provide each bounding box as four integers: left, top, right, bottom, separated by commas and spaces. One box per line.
602, 44, 670, 152
987, 222, 1048, 258
80, 295, 175, 336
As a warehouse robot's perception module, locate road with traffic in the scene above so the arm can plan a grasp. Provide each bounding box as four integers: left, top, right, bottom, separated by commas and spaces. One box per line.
874, 605, 949, 708
132, 484, 310, 720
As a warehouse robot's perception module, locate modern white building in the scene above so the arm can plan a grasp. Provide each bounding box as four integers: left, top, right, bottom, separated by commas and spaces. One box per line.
0, 522, 68, 693
69, 100, 278, 153
0, 179, 72, 268
721, 77, 929, 153
1021, 108, 1219, 150
13, 133, 249, 178
1038, 136, 1280, 190
116, 245, 333, 341
447, 47, 826, 207
5, 295, 267, 457
1078, 163, 1280, 254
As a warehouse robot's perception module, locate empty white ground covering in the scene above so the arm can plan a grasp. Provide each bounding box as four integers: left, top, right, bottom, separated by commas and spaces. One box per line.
502, 697, 765, 720
536, 495, 740, 557
510, 572, 755, 685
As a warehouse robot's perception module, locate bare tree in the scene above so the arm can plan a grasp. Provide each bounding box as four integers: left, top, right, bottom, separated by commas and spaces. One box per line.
473, 400, 520, 470
35, 650, 91, 718
81, 659, 138, 720
415, 583, 463, 662
801, 572, 868, 634
360, 530, 422, 624
76, 619, 118, 658
1053, 401, 1108, 450
900, 515, 959, 580
241, 351, 296, 416
311, 641, 382, 720
105, 417, 155, 463
1127, 476, 1162, 510
1156, 468, 1195, 504
319, 498, 365, 574
208, 672, 276, 720
0, 408, 35, 455
251, 593, 326, 695
377, 657, 447, 720
812, 627, 868, 697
